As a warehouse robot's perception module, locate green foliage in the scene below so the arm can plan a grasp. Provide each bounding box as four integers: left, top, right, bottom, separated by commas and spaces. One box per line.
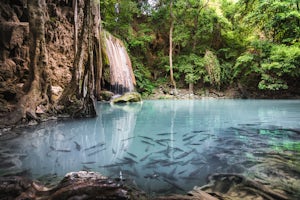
99, 0, 300, 94
204, 50, 221, 89
176, 54, 205, 84
258, 44, 300, 90
240, 0, 300, 44
132, 57, 155, 96
234, 53, 258, 78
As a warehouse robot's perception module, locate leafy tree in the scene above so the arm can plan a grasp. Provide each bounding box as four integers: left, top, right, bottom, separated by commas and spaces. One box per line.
240, 0, 300, 44
204, 50, 221, 90
259, 44, 300, 90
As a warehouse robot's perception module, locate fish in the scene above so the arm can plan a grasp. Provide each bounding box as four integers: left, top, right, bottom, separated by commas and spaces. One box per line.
81, 161, 96, 164
138, 135, 154, 141
82, 165, 92, 171
171, 147, 185, 153
188, 167, 203, 177
189, 143, 202, 146
99, 163, 123, 168
156, 132, 177, 136
179, 160, 190, 166
155, 139, 175, 143
112, 148, 116, 154
140, 153, 152, 162
144, 159, 161, 167
154, 171, 177, 181
145, 145, 151, 152
155, 147, 171, 158
141, 140, 155, 146
121, 136, 135, 141
183, 135, 197, 141
50, 146, 56, 151
74, 141, 81, 151
174, 150, 194, 160
177, 170, 185, 175
155, 140, 167, 146
190, 159, 206, 165
87, 148, 106, 156
122, 156, 138, 164
182, 132, 194, 137
56, 149, 71, 152
159, 160, 180, 167
127, 152, 137, 158
122, 169, 139, 178
84, 143, 105, 151
169, 166, 177, 176
191, 130, 205, 133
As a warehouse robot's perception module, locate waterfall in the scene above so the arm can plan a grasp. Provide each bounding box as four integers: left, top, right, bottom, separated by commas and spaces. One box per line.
104, 33, 136, 94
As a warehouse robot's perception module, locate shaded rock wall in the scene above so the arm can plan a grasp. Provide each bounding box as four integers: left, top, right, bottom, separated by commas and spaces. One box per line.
0, 0, 74, 116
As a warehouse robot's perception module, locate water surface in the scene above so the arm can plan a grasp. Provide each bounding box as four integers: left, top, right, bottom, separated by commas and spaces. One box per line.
0, 100, 300, 195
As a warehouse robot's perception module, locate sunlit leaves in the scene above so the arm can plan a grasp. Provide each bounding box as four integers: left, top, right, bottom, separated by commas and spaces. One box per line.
258, 44, 300, 90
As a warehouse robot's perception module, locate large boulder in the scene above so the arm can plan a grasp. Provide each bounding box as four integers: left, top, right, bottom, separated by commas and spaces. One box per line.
111, 92, 142, 103
0, 171, 147, 200
99, 90, 114, 101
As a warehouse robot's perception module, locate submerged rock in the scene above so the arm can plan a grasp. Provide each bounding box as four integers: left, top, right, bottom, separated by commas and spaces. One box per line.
111, 92, 142, 103
0, 170, 297, 200
0, 171, 147, 200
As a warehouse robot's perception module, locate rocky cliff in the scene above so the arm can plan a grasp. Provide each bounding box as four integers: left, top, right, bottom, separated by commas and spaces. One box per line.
0, 0, 74, 118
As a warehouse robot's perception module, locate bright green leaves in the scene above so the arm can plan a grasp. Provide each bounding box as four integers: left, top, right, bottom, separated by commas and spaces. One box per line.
175, 50, 221, 90
176, 54, 205, 85
258, 44, 300, 90
234, 41, 300, 90
99, 0, 300, 94
241, 0, 300, 44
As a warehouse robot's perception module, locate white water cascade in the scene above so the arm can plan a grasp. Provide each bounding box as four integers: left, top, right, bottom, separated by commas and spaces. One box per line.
104, 33, 136, 94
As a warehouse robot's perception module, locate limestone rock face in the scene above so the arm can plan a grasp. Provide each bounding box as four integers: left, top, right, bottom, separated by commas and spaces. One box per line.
0, 1, 75, 118
0, 21, 29, 114
111, 92, 142, 103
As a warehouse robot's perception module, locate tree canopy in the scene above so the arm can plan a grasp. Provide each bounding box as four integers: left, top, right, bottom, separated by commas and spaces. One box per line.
100, 0, 300, 96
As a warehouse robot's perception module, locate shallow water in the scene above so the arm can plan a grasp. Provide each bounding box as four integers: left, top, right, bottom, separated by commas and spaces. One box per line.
1, 100, 300, 195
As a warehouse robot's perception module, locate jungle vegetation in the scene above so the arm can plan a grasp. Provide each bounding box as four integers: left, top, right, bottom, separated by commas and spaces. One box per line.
101, 0, 300, 96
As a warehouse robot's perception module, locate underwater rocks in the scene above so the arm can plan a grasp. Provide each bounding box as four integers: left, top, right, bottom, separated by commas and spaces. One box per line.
156, 173, 289, 200
111, 92, 142, 103
0, 171, 147, 200
0, 170, 297, 199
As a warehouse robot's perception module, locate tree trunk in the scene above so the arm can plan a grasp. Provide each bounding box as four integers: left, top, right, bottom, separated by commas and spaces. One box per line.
73, 0, 78, 56
189, 82, 193, 96
0, 0, 52, 125
94, 1, 103, 100
58, 0, 101, 118
169, 0, 177, 93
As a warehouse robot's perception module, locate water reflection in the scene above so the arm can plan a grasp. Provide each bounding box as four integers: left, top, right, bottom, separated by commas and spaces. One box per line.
0, 102, 142, 178
0, 100, 300, 195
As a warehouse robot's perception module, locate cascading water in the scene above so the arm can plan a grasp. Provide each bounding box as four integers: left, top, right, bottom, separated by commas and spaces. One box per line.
103, 33, 136, 94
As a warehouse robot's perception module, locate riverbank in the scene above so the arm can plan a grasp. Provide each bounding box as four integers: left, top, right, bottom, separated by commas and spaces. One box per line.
146, 87, 300, 100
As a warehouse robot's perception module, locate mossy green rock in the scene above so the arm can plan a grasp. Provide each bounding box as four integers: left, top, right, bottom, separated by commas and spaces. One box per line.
111, 92, 142, 103
99, 90, 114, 101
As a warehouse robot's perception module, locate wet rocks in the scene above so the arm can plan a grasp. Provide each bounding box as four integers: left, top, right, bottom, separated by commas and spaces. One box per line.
0, 171, 147, 200
99, 90, 114, 101
111, 92, 142, 103
200, 173, 289, 200
51, 85, 63, 101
